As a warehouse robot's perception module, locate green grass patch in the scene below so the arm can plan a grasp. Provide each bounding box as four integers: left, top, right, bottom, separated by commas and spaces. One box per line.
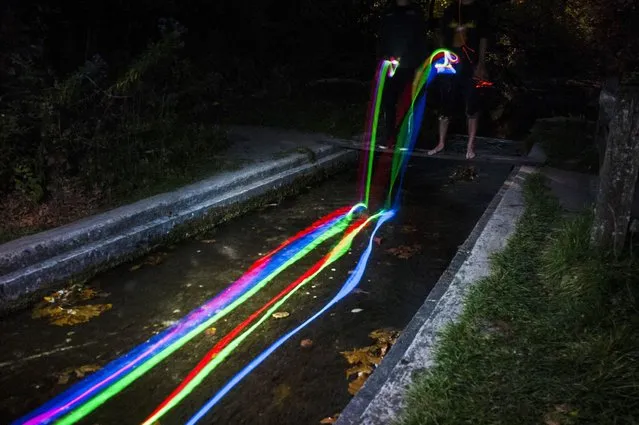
526, 117, 599, 174
398, 173, 639, 425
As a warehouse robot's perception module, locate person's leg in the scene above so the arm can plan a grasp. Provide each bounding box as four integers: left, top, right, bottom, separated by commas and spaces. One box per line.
370, 68, 410, 209
466, 115, 477, 159
465, 77, 481, 159
426, 116, 449, 155
372, 68, 415, 209
394, 69, 416, 132
381, 73, 399, 145
428, 75, 454, 155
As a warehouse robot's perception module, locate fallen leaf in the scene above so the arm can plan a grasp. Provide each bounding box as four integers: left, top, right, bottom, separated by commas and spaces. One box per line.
78, 288, 98, 301
345, 363, 373, 379
205, 327, 217, 336
57, 364, 101, 385
348, 374, 368, 395
341, 328, 401, 397
373, 237, 383, 246
74, 364, 101, 378
380, 344, 390, 357
32, 305, 64, 320
57, 373, 70, 385
129, 264, 142, 271
386, 244, 422, 259
200, 239, 217, 244
351, 308, 363, 314
341, 347, 381, 366
320, 414, 340, 424
300, 339, 313, 348
272, 311, 290, 319
369, 328, 400, 346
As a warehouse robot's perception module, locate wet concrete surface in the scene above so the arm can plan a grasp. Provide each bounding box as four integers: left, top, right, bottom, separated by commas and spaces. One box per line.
0, 158, 512, 425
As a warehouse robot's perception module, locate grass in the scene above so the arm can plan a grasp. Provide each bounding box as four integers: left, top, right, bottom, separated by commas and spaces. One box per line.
526, 117, 599, 174
398, 173, 639, 425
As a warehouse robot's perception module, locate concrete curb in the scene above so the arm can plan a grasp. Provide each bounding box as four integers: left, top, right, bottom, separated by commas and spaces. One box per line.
336, 165, 535, 425
0, 144, 356, 313
323, 139, 544, 166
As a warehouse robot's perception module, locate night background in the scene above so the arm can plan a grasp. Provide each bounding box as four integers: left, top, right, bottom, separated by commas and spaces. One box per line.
2, 1, 639, 424
1, 0, 637, 237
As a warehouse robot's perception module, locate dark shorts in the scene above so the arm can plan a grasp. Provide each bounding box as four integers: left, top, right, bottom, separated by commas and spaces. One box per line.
438, 61, 481, 119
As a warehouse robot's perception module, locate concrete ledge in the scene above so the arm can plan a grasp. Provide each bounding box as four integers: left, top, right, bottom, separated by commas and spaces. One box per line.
324, 138, 545, 166
337, 166, 535, 425
0, 144, 355, 313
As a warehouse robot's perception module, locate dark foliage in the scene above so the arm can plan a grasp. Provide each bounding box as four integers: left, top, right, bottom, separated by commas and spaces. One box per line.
0, 0, 637, 211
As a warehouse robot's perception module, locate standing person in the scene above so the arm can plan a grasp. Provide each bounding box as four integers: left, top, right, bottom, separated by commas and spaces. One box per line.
378, 0, 428, 144
428, 0, 489, 159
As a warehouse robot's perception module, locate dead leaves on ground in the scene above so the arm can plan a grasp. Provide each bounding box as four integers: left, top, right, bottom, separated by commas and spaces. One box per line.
340, 328, 400, 395
272, 311, 290, 319
342, 349, 381, 368
57, 364, 101, 385
32, 284, 112, 326
386, 244, 422, 259
345, 363, 374, 378
449, 165, 479, 182
369, 328, 401, 355
33, 304, 112, 326
41, 285, 105, 305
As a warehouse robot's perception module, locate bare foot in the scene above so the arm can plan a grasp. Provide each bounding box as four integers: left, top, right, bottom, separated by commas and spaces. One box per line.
466, 149, 476, 160
428, 144, 445, 156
